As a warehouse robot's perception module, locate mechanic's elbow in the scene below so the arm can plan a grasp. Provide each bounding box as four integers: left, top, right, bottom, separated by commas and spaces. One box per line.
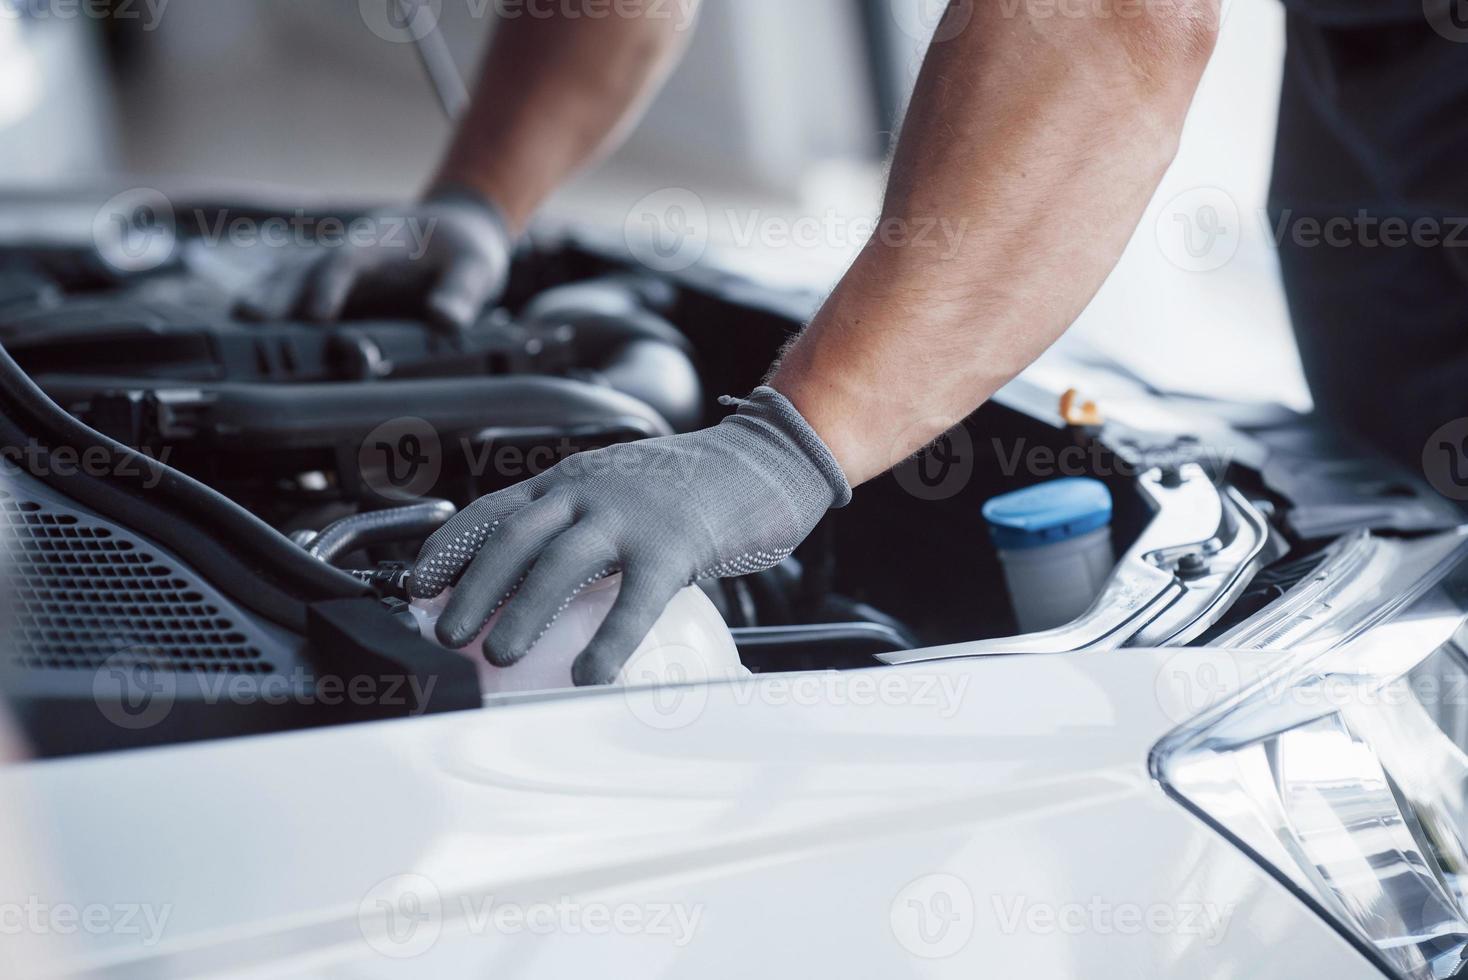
1093, 0, 1221, 160
1108, 0, 1221, 101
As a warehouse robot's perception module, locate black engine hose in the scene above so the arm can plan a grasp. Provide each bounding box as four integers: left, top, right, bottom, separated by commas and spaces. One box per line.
520, 273, 677, 323
568, 335, 703, 434
524, 277, 703, 432
304, 498, 457, 565
0, 343, 368, 632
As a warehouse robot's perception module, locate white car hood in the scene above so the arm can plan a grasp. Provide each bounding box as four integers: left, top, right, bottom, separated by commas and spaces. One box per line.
4, 646, 1375, 978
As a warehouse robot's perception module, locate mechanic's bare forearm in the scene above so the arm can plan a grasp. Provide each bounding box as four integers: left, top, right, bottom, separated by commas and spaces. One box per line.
771, 0, 1219, 486
432, 1, 701, 230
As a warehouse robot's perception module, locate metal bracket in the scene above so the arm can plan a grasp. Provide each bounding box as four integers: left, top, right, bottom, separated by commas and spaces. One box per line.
879, 464, 1275, 664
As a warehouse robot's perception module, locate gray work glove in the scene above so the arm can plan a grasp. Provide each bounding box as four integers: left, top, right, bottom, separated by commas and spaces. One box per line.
410, 387, 851, 686
239, 188, 513, 333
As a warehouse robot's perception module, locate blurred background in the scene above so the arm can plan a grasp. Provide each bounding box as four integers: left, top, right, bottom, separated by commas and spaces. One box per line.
0, 0, 1309, 409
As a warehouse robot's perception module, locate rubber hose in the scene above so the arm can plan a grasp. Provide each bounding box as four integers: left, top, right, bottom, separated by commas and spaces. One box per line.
306, 498, 457, 565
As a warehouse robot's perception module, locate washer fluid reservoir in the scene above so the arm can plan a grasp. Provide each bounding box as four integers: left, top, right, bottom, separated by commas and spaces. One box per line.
410, 575, 747, 696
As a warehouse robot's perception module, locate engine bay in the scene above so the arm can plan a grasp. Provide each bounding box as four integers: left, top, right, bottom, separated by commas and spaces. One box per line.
0, 204, 1169, 675
7, 195, 1460, 756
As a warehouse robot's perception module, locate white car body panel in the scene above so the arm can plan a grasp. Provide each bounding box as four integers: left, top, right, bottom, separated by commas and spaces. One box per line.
5, 648, 1379, 978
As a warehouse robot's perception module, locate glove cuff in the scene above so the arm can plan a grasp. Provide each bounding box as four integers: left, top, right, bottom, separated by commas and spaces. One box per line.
425, 183, 514, 242
725, 387, 853, 510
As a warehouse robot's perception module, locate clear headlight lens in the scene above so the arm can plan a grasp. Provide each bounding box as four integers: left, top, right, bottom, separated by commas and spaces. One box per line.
1157, 530, 1468, 979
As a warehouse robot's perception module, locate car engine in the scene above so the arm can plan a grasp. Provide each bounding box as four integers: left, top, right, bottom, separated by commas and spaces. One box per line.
4, 192, 1457, 757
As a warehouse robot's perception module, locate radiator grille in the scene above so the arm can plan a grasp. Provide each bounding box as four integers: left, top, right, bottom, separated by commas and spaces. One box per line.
2, 487, 270, 674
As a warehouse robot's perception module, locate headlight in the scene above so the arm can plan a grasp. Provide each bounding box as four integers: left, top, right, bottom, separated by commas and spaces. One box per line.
1156, 529, 1468, 980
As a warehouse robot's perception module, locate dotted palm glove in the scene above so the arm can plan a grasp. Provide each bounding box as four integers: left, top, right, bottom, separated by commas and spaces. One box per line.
410, 387, 852, 686
239, 188, 512, 333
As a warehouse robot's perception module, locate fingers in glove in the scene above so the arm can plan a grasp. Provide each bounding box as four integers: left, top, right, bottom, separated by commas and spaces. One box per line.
426, 256, 498, 333
483, 525, 619, 668
296, 251, 361, 323
571, 570, 682, 688
410, 482, 540, 600
434, 491, 575, 649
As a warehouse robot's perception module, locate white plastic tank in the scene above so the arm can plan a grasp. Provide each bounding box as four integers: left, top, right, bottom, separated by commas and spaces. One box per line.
410, 575, 747, 696
983, 478, 1115, 633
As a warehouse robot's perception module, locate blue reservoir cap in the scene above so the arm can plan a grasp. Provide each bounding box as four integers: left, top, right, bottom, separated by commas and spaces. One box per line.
983, 478, 1113, 551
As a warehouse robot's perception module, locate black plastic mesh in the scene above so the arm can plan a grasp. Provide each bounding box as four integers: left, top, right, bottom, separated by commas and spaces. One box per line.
2, 486, 271, 674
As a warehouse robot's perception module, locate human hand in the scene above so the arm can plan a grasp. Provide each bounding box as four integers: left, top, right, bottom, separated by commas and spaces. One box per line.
239, 188, 513, 333
410, 387, 850, 685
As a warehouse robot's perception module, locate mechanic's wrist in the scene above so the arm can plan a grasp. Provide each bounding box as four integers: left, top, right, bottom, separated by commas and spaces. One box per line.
423, 182, 516, 241
722, 386, 853, 511
426, 169, 536, 235
764, 357, 886, 489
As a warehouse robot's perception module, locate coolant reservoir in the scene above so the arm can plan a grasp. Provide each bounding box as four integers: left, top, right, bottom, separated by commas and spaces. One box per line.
983, 478, 1115, 633
409, 576, 747, 696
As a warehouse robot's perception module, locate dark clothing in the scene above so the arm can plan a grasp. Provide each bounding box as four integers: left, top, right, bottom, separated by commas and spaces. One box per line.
1270, 1, 1468, 466
1276, 0, 1437, 25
